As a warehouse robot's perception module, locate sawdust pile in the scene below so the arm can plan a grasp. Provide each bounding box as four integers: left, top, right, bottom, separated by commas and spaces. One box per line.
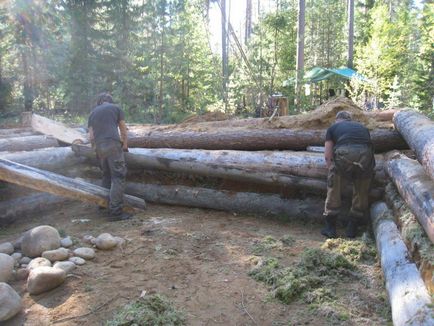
181, 111, 230, 124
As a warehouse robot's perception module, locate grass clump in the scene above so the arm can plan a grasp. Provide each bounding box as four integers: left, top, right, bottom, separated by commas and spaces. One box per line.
249, 248, 355, 304
106, 294, 185, 326
251, 236, 280, 255
321, 237, 377, 263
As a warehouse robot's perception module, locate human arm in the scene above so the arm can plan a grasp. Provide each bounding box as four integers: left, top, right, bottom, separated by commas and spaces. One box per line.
88, 127, 95, 148
324, 140, 334, 169
119, 120, 128, 152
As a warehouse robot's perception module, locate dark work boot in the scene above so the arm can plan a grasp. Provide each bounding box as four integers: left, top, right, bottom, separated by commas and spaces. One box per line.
321, 215, 337, 238
345, 217, 358, 238
107, 212, 133, 222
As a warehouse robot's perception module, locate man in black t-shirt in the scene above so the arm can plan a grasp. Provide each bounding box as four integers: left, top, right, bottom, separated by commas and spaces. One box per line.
322, 111, 375, 238
88, 93, 130, 221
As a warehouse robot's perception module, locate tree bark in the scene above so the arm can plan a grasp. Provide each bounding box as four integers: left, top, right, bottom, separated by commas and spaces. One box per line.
0, 158, 146, 212
0, 128, 33, 136
0, 193, 69, 225
393, 110, 434, 181
370, 202, 433, 326
127, 128, 406, 152
0, 131, 37, 139
386, 152, 434, 243
126, 182, 324, 221
0, 135, 59, 152
31, 113, 88, 144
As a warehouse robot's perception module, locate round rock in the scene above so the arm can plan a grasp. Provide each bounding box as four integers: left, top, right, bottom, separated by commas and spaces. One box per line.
27, 257, 51, 270
0, 282, 22, 321
21, 225, 61, 258
82, 235, 95, 244
27, 266, 66, 295
0, 242, 14, 255
73, 248, 95, 260
42, 248, 70, 262
20, 257, 31, 265
95, 233, 118, 250
15, 268, 29, 281
0, 253, 14, 283
68, 257, 85, 265
53, 261, 76, 274
60, 236, 73, 248
11, 253, 23, 262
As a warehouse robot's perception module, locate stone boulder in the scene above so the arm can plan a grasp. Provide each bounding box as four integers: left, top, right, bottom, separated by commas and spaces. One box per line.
42, 248, 70, 262
27, 267, 66, 295
0, 242, 14, 255
21, 226, 61, 258
60, 236, 73, 248
95, 233, 118, 250
0, 283, 22, 321
68, 257, 85, 265
27, 257, 51, 270
0, 253, 14, 283
53, 261, 76, 274
73, 248, 95, 260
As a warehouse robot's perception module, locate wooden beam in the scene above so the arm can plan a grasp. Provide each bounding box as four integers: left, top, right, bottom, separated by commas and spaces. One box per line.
31, 113, 87, 144
0, 135, 59, 152
0, 158, 145, 212
371, 202, 433, 326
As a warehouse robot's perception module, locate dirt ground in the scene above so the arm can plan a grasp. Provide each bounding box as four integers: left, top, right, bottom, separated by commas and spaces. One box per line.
1, 201, 391, 326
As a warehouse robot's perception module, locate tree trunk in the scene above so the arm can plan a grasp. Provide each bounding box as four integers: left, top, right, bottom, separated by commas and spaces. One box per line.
2, 147, 85, 172
125, 182, 324, 221
0, 158, 146, 212
73, 144, 384, 199
386, 152, 434, 243
295, 0, 305, 111
0, 135, 59, 152
370, 202, 433, 326
0, 193, 68, 225
31, 113, 88, 144
393, 110, 434, 181
0, 128, 33, 136
127, 128, 406, 152
0, 131, 37, 139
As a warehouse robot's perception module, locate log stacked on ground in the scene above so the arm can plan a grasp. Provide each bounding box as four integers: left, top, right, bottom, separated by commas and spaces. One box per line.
0, 135, 59, 152
386, 152, 434, 243
0, 158, 146, 212
370, 202, 433, 326
393, 110, 434, 181
127, 128, 406, 152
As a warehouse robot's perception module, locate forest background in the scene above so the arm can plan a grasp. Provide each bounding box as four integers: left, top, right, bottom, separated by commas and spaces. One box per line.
0, 0, 432, 124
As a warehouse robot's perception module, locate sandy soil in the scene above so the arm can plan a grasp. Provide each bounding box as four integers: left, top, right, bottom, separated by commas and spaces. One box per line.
1, 201, 391, 326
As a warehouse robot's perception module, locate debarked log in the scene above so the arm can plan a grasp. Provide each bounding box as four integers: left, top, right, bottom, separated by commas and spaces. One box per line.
125, 182, 324, 220
127, 128, 406, 152
0, 135, 59, 152
72, 144, 387, 185
386, 152, 434, 243
0, 158, 146, 212
0, 193, 69, 225
393, 110, 434, 182
0, 127, 33, 136
370, 202, 433, 326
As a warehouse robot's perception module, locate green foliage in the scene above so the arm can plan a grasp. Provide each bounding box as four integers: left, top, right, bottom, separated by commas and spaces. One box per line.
321, 237, 377, 263
106, 294, 185, 326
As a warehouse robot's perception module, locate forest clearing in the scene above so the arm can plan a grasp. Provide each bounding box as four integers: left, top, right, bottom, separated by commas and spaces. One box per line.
0, 0, 433, 325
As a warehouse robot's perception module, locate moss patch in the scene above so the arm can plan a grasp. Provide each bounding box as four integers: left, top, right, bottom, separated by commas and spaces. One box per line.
106, 294, 185, 326
321, 236, 377, 263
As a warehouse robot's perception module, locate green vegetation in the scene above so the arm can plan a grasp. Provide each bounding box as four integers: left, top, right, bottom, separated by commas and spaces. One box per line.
321, 237, 377, 263
106, 294, 185, 326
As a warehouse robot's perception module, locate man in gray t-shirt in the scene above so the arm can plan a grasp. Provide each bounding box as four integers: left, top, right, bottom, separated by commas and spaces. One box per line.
88, 93, 130, 220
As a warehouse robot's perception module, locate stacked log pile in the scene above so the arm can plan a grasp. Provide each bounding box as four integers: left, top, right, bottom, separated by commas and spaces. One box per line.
0, 100, 433, 315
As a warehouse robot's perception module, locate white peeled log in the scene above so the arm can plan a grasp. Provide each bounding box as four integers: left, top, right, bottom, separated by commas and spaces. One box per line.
371, 202, 433, 326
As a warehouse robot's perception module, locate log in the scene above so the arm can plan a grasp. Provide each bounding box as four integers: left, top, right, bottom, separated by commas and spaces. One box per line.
0, 135, 59, 152
2, 147, 85, 171
393, 110, 434, 181
72, 144, 387, 184
31, 113, 88, 144
0, 158, 146, 212
370, 202, 433, 326
127, 128, 406, 152
384, 183, 434, 293
0, 193, 69, 225
0, 131, 38, 139
0, 127, 33, 136
124, 182, 324, 220
386, 152, 434, 243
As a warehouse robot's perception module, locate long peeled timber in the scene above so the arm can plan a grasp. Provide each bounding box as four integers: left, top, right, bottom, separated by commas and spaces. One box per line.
386, 152, 434, 243
0, 135, 59, 152
31, 113, 88, 144
370, 202, 433, 326
0, 158, 146, 212
0, 193, 68, 225
393, 110, 434, 181
124, 183, 324, 220
127, 128, 406, 152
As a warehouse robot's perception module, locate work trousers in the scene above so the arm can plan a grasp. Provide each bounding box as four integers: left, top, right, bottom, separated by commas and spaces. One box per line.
96, 140, 127, 216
